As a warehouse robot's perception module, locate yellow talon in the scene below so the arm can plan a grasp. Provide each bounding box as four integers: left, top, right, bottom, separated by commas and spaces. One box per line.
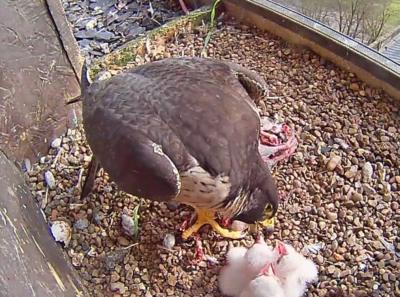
182, 208, 245, 240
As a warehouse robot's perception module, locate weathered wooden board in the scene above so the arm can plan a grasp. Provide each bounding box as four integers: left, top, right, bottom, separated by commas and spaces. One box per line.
0, 0, 81, 163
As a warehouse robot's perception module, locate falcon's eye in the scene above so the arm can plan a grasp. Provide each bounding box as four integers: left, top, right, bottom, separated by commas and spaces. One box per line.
262, 203, 274, 220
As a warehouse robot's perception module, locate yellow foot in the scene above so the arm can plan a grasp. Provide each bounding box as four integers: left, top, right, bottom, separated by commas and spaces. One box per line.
181, 208, 245, 240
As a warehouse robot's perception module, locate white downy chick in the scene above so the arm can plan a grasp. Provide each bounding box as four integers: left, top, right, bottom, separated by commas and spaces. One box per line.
244, 235, 277, 275
240, 265, 285, 297
219, 236, 278, 297
274, 242, 318, 297
218, 246, 249, 297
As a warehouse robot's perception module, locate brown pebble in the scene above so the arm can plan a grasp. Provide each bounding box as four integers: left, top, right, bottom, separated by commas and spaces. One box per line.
50, 209, 59, 221
350, 83, 360, 91
351, 192, 363, 202
326, 212, 338, 222
117, 236, 130, 246
327, 156, 341, 171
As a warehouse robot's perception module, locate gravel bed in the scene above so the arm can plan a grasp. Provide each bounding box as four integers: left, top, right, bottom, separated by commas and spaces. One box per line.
62, 0, 183, 60
28, 18, 400, 297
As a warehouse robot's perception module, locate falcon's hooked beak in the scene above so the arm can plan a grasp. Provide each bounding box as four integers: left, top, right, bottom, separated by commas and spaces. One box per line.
251, 203, 276, 232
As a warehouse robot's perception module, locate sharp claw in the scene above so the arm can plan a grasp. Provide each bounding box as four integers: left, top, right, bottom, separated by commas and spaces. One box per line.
259, 217, 275, 232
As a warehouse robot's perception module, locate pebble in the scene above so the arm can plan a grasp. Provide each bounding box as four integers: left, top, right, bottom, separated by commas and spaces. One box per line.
110, 282, 126, 294
326, 212, 338, 221
117, 236, 130, 247
327, 265, 337, 275
350, 83, 360, 91
93, 211, 105, 225
326, 155, 341, 171
85, 19, 97, 30
351, 192, 364, 202
104, 250, 128, 271
51, 138, 62, 148
51, 221, 71, 246
167, 275, 177, 286
163, 233, 176, 249
362, 184, 376, 195
74, 218, 89, 230
94, 30, 116, 41
121, 213, 137, 237
362, 162, 373, 182
44, 171, 56, 189
345, 165, 358, 179
23, 158, 31, 172
309, 221, 318, 230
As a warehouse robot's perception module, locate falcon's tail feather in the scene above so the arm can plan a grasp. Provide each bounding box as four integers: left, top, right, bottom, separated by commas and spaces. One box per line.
66, 60, 92, 105
80, 155, 100, 199
80, 60, 91, 93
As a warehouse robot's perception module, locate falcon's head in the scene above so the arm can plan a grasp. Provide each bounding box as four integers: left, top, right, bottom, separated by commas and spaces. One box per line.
230, 116, 297, 226
231, 175, 279, 225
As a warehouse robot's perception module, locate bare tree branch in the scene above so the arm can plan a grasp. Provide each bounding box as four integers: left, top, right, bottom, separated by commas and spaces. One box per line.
303, 0, 392, 46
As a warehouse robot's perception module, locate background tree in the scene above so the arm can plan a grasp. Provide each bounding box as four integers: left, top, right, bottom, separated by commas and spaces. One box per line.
297, 0, 395, 48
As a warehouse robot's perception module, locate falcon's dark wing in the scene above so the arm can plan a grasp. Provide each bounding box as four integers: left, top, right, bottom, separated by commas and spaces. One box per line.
82, 74, 191, 202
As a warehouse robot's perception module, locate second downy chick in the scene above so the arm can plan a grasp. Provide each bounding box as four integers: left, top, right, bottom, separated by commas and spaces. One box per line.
244, 235, 278, 275
240, 264, 285, 297
274, 242, 319, 297
219, 235, 278, 297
